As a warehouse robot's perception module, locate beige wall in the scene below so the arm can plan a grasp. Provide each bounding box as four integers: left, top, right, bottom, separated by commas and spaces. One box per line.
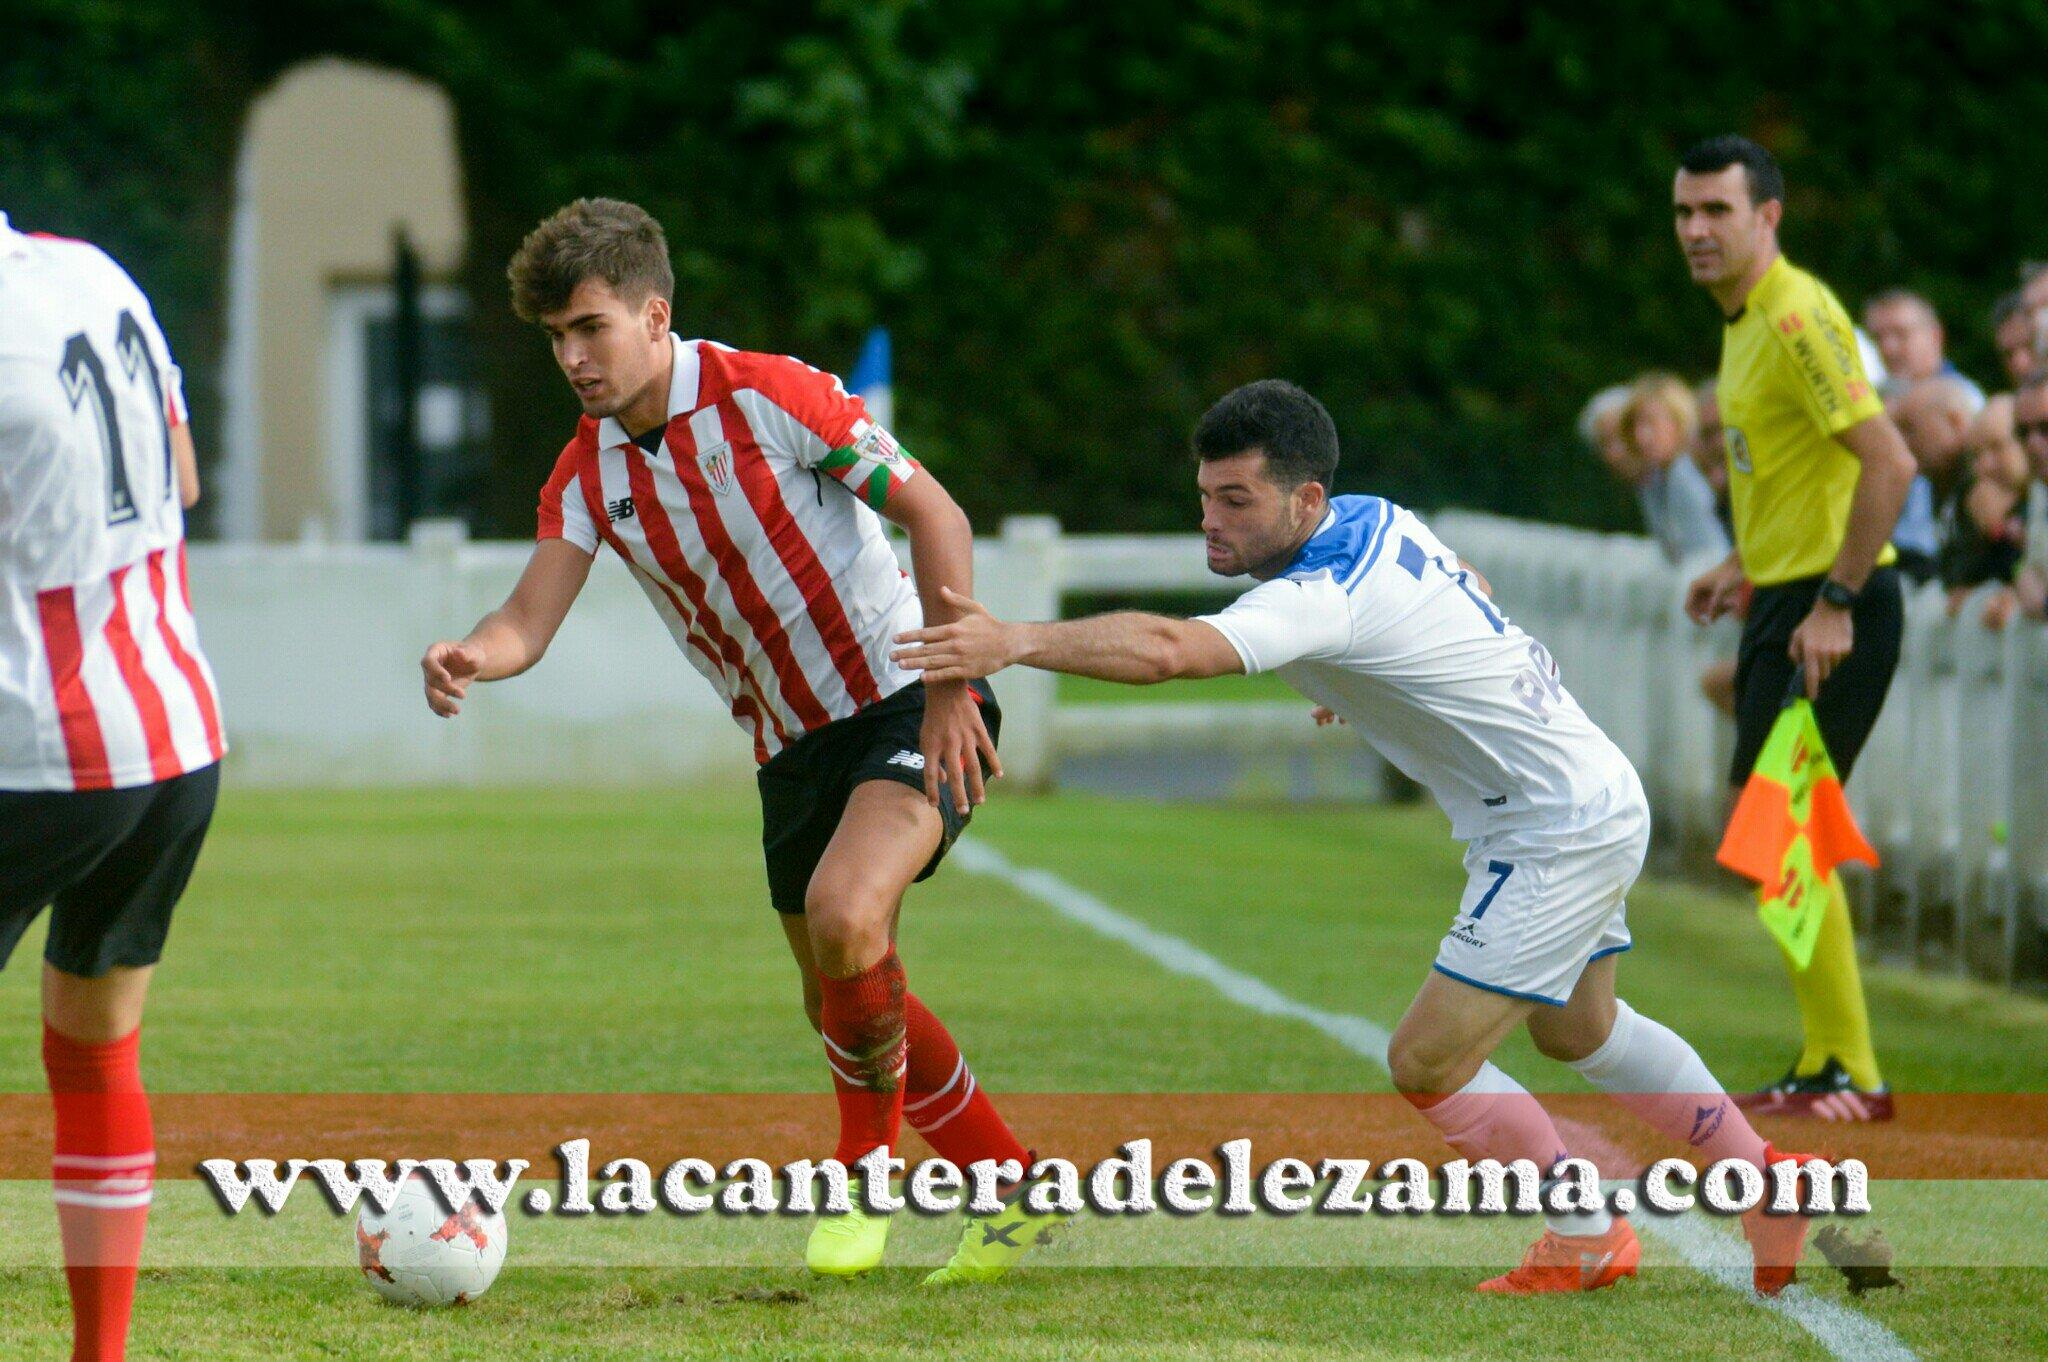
229, 59, 465, 540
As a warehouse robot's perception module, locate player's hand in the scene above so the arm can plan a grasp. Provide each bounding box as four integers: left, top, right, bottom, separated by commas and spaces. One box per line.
1982, 586, 2017, 632
422, 640, 483, 718
891, 587, 1020, 684
1788, 602, 1853, 700
918, 679, 1001, 814
1685, 557, 1746, 625
1310, 705, 1344, 727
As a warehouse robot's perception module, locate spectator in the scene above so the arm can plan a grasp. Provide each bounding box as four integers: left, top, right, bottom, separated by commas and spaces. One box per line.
1994, 291, 2036, 386
1692, 378, 1731, 505
2013, 372, 2048, 620
2024, 264, 2048, 375
2024, 261, 2048, 322
1893, 376, 2023, 605
1888, 467, 1942, 584
1864, 288, 1985, 402
1864, 292, 1973, 582
1961, 394, 2031, 628
1687, 379, 1741, 716
1577, 382, 1637, 482
1893, 373, 1980, 496
1614, 373, 1732, 564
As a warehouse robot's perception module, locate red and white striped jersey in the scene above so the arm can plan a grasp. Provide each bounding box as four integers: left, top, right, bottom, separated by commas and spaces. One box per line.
0, 213, 224, 791
537, 335, 925, 763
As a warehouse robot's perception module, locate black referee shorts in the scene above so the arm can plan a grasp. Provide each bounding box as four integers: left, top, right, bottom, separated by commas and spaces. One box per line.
757, 680, 999, 914
1730, 568, 1903, 787
0, 763, 219, 977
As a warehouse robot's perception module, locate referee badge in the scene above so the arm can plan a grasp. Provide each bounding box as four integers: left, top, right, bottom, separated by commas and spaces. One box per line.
1725, 426, 1753, 474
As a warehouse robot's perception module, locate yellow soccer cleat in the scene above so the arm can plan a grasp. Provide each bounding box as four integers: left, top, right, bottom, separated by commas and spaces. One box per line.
805, 1179, 892, 1278
921, 1203, 1072, 1287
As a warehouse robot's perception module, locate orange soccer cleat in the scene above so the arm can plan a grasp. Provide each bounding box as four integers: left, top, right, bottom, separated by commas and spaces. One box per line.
1477, 1218, 1640, 1295
1743, 1143, 1823, 1296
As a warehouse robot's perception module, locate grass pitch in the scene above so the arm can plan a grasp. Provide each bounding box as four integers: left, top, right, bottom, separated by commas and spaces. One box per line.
1, 785, 2044, 1359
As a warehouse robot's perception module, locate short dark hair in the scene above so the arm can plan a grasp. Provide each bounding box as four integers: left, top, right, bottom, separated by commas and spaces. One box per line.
507, 197, 675, 323
1677, 135, 1785, 207
1192, 380, 1339, 491
1993, 290, 2028, 329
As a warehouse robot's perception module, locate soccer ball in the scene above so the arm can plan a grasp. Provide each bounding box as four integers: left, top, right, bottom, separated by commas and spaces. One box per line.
355, 1172, 508, 1307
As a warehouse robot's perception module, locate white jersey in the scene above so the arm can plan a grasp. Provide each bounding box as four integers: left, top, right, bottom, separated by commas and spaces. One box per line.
1197, 496, 1631, 840
0, 213, 224, 791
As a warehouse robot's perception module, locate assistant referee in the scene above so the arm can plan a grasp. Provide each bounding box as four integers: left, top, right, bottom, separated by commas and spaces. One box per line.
1673, 136, 1917, 1121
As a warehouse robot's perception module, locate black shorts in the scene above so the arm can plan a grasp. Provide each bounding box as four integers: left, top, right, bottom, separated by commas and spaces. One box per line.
758, 681, 999, 914
0, 763, 219, 977
1730, 568, 1903, 787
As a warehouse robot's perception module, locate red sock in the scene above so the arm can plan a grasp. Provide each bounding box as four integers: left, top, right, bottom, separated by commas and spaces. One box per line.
818, 950, 908, 1167
44, 1024, 154, 1362
902, 994, 1030, 1183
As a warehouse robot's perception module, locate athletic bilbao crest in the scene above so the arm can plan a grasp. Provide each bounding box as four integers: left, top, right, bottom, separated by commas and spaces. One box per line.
696, 441, 735, 496
854, 422, 907, 471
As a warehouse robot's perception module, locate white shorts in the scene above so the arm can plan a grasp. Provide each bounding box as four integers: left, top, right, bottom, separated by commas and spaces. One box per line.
1431, 770, 1651, 1007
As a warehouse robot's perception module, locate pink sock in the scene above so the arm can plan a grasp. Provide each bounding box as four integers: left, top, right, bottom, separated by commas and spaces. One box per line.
1406, 1062, 1609, 1237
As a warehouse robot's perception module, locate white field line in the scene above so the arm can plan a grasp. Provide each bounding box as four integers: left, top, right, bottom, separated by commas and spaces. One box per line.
955, 838, 1918, 1362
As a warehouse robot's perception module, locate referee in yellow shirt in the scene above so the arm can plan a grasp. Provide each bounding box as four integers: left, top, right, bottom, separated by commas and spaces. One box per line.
1674, 135, 1917, 1121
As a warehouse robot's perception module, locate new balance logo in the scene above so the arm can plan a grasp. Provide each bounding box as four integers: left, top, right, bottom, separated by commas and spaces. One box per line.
605, 497, 635, 524
886, 750, 926, 771
1688, 1100, 1727, 1146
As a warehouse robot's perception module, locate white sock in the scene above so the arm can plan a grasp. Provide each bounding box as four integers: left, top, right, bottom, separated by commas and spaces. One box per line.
1411, 1062, 1610, 1239
1569, 1000, 1768, 1171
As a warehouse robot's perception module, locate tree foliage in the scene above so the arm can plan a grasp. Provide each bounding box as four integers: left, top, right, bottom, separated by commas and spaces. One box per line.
7, 0, 2046, 536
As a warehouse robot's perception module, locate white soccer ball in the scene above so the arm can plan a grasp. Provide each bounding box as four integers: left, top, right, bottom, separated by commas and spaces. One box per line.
355, 1172, 508, 1307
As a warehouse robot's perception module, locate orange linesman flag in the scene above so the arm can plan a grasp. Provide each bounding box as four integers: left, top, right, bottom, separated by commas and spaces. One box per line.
1716, 698, 1878, 969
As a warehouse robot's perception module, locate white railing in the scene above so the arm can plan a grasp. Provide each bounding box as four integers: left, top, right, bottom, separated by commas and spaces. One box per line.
186, 512, 2045, 984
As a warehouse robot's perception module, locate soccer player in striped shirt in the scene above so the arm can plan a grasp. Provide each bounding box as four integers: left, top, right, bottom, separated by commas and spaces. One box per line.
1, 212, 226, 1359
420, 199, 1057, 1283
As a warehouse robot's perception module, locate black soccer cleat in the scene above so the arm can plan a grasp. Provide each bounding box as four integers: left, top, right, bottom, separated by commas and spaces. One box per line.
1735, 1057, 1894, 1122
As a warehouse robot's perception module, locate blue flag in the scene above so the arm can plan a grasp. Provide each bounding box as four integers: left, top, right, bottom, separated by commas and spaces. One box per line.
847, 327, 892, 430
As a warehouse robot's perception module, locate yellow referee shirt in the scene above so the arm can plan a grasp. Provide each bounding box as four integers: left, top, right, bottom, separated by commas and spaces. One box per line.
1717, 255, 1892, 586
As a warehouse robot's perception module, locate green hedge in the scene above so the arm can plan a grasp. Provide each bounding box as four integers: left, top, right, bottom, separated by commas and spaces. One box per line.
7, 0, 2046, 537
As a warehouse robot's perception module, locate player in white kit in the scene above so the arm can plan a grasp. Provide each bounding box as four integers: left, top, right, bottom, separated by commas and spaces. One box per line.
892, 379, 1815, 1297
1, 212, 224, 1360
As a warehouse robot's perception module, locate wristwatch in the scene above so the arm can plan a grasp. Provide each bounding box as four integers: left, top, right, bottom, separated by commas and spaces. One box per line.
1817, 579, 1859, 610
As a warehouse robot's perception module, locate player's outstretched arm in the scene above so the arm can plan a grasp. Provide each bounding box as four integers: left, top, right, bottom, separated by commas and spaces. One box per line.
894, 587, 1244, 686
421, 539, 593, 717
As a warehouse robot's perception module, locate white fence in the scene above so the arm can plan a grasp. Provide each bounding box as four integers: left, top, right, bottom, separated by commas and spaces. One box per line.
188, 517, 1309, 789
188, 511, 2046, 984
